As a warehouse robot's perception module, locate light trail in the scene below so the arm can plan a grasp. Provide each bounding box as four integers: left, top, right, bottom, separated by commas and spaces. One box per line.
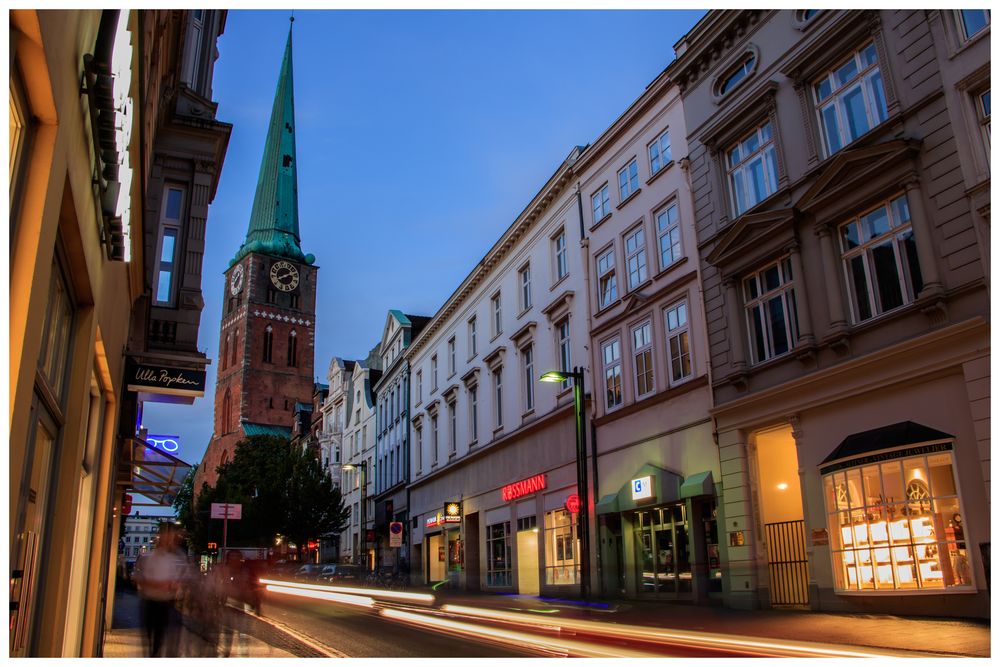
264, 583, 375, 608
379, 607, 654, 658
439, 604, 933, 658
259, 578, 435, 604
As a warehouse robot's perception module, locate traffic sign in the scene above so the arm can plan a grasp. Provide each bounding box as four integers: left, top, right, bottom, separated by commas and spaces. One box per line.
210, 502, 242, 519
389, 521, 403, 548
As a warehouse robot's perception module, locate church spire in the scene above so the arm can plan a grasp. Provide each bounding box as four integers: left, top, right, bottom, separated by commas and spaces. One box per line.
232, 21, 314, 266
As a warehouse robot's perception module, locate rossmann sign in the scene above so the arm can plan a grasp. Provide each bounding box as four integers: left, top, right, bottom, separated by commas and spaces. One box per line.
501, 473, 547, 502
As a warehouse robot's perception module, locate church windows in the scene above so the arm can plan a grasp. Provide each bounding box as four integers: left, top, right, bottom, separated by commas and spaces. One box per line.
263, 325, 273, 363
222, 389, 232, 433
223, 334, 230, 368
291, 292, 299, 310
267, 287, 277, 304
287, 330, 298, 366
230, 331, 238, 367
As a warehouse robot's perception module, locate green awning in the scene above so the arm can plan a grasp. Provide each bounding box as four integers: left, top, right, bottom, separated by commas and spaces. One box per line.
596, 493, 620, 515
680, 471, 715, 499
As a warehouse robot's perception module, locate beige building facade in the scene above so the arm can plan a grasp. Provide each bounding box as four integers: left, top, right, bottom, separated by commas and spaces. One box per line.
669, 9, 989, 617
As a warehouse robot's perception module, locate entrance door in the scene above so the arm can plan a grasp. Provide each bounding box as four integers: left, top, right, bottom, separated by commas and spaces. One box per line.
755, 425, 809, 606
516, 530, 539, 595
634, 504, 692, 598
427, 533, 445, 582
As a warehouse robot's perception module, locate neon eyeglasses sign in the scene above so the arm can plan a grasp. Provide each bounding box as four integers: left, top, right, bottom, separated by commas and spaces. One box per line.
146, 434, 180, 453
501, 473, 547, 502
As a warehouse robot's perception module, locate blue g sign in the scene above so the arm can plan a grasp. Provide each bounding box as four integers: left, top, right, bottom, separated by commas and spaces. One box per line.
147, 434, 180, 453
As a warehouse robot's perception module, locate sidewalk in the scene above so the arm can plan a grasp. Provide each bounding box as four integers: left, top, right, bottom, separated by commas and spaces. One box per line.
431, 589, 990, 658
104, 586, 295, 658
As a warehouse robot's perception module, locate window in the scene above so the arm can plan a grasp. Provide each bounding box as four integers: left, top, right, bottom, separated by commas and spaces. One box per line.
557, 318, 571, 391
624, 226, 648, 290
9, 72, 30, 208
977, 89, 991, 161
632, 321, 654, 398
719, 52, 756, 95
493, 368, 503, 429
415, 426, 423, 473
840, 194, 922, 323
592, 184, 610, 223
823, 448, 972, 591
815, 43, 888, 156
266, 287, 277, 304
618, 158, 639, 201
416, 370, 423, 403
597, 248, 618, 308
468, 317, 477, 358
154, 187, 184, 305
655, 202, 682, 269
744, 258, 799, 364
957, 9, 990, 40
519, 264, 532, 311
287, 330, 297, 366
602, 338, 623, 410
290, 293, 299, 309
230, 331, 238, 367
728, 122, 780, 216
469, 385, 478, 442
486, 521, 512, 587
665, 300, 692, 383
263, 326, 273, 363
521, 344, 534, 412
554, 231, 568, 280
544, 509, 579, 585
448, 337, 456, 376
448, 402, 457, 456
491, 292, 502, 336
431, 355, 438, 391
648, 129, 672, 175
182, 10, 206, 88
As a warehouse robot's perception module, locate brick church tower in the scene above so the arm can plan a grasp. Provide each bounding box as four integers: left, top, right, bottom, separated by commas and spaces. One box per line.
196, 22, 317, 491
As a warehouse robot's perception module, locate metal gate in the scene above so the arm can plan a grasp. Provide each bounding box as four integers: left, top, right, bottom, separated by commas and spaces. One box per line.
764, 519, 809, 606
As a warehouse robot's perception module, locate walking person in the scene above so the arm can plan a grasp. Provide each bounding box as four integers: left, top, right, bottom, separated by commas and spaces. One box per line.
134, 523, 188, 656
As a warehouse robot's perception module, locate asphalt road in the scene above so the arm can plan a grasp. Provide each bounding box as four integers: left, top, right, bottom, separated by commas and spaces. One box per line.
258, 593, 536, 657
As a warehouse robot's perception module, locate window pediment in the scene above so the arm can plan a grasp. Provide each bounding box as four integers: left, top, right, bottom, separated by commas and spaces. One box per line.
541, 289, 574, 322
795, 139, 919, 215
461, 366, 480, 387
483, 345, 506, 371
510, 320, 536, 348
425, 398, 440, 416
705, 207, 797, 272
442, 384, 459, 402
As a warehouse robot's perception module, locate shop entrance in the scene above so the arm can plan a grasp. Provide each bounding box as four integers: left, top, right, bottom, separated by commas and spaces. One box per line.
427, 533, 445, 582
516, 517, 539, 595
754, 425, 809, 606
634, 503, 691, 597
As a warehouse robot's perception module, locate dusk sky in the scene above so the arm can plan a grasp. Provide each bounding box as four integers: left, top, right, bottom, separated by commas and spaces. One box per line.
141, 9, 706, 482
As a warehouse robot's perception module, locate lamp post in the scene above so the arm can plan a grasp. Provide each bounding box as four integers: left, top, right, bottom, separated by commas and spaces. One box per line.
342, 462, 368, 571
539, 366, 590, 599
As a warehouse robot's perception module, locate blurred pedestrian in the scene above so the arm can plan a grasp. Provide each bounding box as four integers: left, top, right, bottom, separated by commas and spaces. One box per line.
134, 523, 188, 656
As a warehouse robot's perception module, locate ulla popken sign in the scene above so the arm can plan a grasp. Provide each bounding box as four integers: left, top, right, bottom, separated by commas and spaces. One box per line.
126, 358, 206, 397
501, 473, 547, 502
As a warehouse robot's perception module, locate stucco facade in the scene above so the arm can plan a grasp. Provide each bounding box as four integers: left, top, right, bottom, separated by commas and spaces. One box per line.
669, 9, 990, 616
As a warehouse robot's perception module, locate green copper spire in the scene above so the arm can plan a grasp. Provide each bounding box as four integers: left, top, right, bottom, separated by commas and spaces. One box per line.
232, 21, 314, 266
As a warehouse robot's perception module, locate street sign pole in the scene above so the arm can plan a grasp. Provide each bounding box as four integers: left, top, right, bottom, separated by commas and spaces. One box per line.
222, 504, 229, 563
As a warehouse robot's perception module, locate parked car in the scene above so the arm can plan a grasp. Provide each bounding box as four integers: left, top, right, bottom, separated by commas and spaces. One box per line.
293, 564, 324, 580
319, 564, 362, 583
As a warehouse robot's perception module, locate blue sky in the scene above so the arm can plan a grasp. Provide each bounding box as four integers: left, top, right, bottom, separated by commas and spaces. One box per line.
142, 9, 705, 479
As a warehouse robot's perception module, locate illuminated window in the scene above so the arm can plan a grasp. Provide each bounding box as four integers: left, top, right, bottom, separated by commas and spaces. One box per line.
815, 43, 888, 156
648, 129, 672, 176
486, 521, 512, 587
544, 509, 579, 585
839, 194, 922, 323
618, 158, 639, 202
592, 184, 611, 223
823, 447, 971, 592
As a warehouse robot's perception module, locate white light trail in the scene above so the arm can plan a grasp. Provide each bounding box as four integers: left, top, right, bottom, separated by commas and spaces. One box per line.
264, 583, 374, 608
259, 577, 434, 604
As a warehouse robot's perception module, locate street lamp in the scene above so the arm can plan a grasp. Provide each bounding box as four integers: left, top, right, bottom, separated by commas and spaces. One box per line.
539, 366, 591, 599
342, 462, 368, 571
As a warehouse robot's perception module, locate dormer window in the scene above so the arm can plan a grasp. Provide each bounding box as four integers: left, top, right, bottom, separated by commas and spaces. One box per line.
718, 52, 756, 97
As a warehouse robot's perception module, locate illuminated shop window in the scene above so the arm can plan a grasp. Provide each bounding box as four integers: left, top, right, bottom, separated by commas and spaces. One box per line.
544, 509, 579, 585
486, 521, 512, 587
823, 448, 972, 592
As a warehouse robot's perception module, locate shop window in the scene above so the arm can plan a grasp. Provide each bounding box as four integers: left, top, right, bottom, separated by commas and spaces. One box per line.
544, 510, 579, 585
517, 516, 537, 532
635, 504, 692, 594
702, 500, 723, 592
744, 257, 799, 364
823, 448, 972, 591
839, 194, 922, 323
814, 43, 888, 157
486, 521, 512, 587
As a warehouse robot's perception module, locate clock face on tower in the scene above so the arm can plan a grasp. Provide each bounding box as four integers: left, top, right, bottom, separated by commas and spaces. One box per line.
230, 263, 245, 295
270, 260, 300, 292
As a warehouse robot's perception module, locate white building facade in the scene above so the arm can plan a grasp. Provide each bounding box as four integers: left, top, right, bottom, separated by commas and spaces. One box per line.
339, 353, 380, 567
406, 147, 592, 595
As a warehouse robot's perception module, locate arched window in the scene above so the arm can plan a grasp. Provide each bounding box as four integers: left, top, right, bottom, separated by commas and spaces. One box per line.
717, 51, 757, 97
263, 325, 273, 363
222, 388, 232, 433
287, 330, 298, 367
220, 449, 229, 467
223, 334, 230, 369
230, 331, 238, 367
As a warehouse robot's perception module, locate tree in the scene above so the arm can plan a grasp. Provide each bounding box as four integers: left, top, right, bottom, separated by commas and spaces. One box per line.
189, 435, 348, 554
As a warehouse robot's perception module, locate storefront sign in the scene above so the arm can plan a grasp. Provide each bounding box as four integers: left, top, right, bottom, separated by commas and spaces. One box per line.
126, 358, 207, 398
146, 434, 180, 453
443, 501, 462, 522
389, 521, 404, 548
502, 473, 547, 501
819, 441, 952, 475
631, 475, 654, 502
426, 513, 443, 529
565, 493, 580, 514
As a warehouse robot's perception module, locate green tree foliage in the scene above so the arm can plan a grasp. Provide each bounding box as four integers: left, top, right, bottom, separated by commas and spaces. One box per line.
187, 435, 348, 553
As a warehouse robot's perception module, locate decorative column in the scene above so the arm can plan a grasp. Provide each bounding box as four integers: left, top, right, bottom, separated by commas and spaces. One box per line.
902, 176, 945, 299
717, 428, 760, 610
788, 415, 819, 609
815, 225, 849, 334
724, 277, 747, 372
787, 241, 815, 347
